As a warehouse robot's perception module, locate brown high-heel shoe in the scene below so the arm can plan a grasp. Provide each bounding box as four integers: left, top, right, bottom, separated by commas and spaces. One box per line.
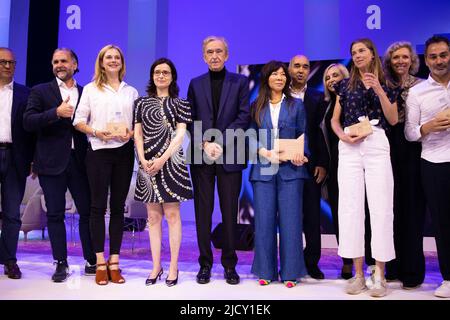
107, 261, 125, 284
95, 262, 108, 285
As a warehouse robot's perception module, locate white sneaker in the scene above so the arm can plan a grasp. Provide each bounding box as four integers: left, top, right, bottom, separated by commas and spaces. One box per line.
434, 281, 450, 298
346, 276, 367, 295
369, 277, 387, 298
365, 265, 376, 288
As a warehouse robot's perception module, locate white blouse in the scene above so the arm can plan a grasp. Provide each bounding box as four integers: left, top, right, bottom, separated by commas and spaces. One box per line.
73, 81, 138, 151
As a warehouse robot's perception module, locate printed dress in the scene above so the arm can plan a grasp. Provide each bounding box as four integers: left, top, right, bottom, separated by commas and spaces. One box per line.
134, 96, 193, 203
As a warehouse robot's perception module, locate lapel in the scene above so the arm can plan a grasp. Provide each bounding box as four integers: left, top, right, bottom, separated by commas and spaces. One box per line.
11, 82, 20, 128
262, 104, 272, 130
72, 84, 83, 123
201, 73, 213, 113
50, 78, 63, 104
277, 99, 289, 129
217, 71, 231, 120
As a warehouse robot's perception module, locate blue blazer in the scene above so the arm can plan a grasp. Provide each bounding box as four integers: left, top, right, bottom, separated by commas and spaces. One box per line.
249, 98, 310, 182
187, 70, 251, 172
11, 83, 34, 179
23, 79, 88, 175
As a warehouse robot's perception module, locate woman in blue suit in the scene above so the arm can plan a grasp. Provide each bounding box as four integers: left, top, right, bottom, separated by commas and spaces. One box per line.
249, 60, 309, 288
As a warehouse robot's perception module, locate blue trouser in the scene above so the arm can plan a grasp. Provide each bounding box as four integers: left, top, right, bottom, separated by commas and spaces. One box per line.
251, 174, 306, 281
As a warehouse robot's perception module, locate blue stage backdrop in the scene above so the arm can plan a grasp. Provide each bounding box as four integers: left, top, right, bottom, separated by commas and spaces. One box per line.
34, 0, 446, 226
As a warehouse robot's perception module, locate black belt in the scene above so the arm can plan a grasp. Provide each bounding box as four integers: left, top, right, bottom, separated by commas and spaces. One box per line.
0, 142, 12, 149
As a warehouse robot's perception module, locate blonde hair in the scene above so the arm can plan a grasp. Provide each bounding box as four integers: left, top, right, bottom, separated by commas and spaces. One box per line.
383, 41, 419, 87
202, 36, 229, 55
93, 44, 126, 89
322, 63, 350, 102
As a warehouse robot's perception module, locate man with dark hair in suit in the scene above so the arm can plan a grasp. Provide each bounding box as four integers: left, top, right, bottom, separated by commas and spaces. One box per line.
289, 55, 329, 279
0, 47, 34, 279
187, 36, 250, 285
23, 48, 96, 282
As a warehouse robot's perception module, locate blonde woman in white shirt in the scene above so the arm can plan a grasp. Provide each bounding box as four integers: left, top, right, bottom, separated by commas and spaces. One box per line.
73, 45, 138, 285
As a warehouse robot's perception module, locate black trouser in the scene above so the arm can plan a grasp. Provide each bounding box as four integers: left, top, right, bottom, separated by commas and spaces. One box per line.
386, 124, 425, 285
303, 177, 322, 269
190, 164, 241, 269
327, 143, 374, 267
39, 151, 95, 263
0, 148, 25, 264
85, 142, 134, 255
421, 159, 450, 281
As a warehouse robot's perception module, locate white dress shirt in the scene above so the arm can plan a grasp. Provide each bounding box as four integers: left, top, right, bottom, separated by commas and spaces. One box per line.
73, 81, 138, 151
56, 77, 79, 149
0, 80, 13, 142
405, 75, 450, 163
290, 84, 307, 101
269, 94, 286, 139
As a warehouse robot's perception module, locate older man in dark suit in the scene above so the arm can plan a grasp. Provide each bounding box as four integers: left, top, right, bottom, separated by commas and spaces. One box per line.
0, 48, 34, 279
187, 36, 250, 285
23, 48, 95, 282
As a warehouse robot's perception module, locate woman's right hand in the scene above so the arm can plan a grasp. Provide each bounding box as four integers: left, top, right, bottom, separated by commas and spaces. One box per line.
259, 148, 284, 164
339, 132, 364, 144
96, 130, 113, 142
140, 159, 153, 174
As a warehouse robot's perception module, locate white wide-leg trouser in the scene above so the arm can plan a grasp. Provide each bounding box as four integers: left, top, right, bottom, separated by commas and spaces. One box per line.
337, 126, 395, 262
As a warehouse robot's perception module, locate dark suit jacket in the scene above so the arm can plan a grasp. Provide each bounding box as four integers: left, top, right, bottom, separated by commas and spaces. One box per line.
23, 79, 88, 175
187, 70, 250, 172
11, 83, 34, 179
303, 87, 329, 175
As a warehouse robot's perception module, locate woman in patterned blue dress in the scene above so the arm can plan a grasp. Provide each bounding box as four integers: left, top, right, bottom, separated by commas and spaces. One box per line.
134, 58, 192, 287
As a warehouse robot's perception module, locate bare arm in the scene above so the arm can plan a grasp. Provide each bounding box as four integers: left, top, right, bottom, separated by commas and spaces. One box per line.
331, 96, 364, 144
364, 73, 398, 125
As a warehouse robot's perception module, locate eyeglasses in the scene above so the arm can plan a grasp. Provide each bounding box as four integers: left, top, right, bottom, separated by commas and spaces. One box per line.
154, 70, 171, 77
0, 60, 17, 67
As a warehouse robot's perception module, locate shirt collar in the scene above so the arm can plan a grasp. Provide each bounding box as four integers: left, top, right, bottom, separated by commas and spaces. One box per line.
56, 77, 77, 89
427, 74, 450, 88
290, 83, 307, 95
103, 81, 127, 92
2, 80, 14, 90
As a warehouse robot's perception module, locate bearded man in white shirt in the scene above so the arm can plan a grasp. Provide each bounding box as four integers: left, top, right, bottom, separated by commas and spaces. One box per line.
405, 35, 450, 298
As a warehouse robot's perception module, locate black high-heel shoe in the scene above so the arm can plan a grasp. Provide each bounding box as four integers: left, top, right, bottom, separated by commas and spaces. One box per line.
145, 268, 163, 286
165, 270, 179, 287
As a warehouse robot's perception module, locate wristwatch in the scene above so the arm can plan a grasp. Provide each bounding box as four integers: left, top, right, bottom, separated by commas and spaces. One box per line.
92, 129, 97, 137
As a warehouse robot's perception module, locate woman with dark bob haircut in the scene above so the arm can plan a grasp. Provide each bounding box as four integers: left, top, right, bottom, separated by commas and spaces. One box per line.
134, 57, 193, 287
249, 60, 309, 288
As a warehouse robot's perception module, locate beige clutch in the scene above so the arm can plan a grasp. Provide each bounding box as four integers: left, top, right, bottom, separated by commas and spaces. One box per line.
273, 134, 304, 161
344, 118, 373, 138
106, 122, 127, 137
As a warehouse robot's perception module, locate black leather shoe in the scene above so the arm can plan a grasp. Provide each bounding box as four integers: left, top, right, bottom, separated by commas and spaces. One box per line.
307, 266, 325, 280
52, 260, 69, 282
84, 262, 96, 276
224, 268, 240, 285
166, 270, 179, 287
196, 266, 211, 284
4, 261, 22, 279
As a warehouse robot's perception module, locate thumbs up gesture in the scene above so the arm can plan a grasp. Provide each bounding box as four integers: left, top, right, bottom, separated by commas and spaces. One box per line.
56, 96, 74, 118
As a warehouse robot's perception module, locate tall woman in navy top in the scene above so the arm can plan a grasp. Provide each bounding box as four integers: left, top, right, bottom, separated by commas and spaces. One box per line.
331, 39, 399, 297
250, 61, 309, 288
